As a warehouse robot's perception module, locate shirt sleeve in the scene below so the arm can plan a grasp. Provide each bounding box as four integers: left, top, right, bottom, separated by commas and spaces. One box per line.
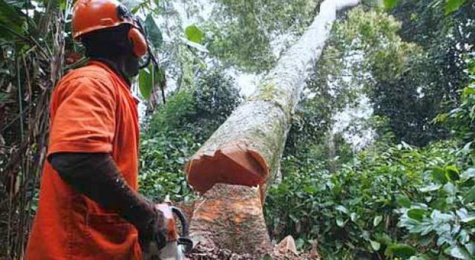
48, 76, 117, 155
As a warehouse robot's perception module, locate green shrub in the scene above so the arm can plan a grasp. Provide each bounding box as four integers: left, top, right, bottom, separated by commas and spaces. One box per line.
265, 141, 462, 259
398, 161, 475, 259
139, 68, 242, 202
139, 132, 199, 202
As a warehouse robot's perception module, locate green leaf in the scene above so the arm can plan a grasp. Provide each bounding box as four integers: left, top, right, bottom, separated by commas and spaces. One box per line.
396, 194, 412, 208
139, 67, 152, 100
139, 65, 159, 100
0, 0, 25, 36
144, 14, 163, 49
0, 92, 9, 104
336, 218, 346, 227
370, 240, 381, 251
383, 0, 398, 9
373, 216, 383, 227
443, 182, 456, 195
139, 64, 166, 100
303, 185, 317, 194
445, 0, 467, 15
465, 242, 475, 255
296, 238, 305, 250
182, 38, 209, 52
409, 256, 430, 260
461, 168, 475, 180
385, 244, 417, 258
185, 24, 204, 43
445, 165, 460, 181
407, 208, 426, 221
289, 214, 299, 224
432, 166, 448, 184
456, 208, 475, 224
462, 86, 475, 97
335, 205, 349, 214
447, 245, 471, 260
463, 187, 475, 204
419, 184, 442, 192
460, 229, 470, 244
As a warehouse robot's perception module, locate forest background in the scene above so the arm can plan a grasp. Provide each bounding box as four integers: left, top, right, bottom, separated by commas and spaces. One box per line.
0, 0, 475, 259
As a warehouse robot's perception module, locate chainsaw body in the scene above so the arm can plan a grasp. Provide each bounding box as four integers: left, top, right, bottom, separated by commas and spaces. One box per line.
143, 205, 193, 260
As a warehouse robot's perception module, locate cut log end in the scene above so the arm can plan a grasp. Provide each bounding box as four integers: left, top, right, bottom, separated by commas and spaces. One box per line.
185, 144, 269, 194
189, 184, 272, 257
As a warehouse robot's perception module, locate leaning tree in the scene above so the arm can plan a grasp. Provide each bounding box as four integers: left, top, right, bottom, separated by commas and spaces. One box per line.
184, 0, 360, 256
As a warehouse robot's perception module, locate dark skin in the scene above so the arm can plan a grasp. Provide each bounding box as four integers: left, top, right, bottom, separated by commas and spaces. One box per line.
81, 24, 142, 81
115, 49, 140, 79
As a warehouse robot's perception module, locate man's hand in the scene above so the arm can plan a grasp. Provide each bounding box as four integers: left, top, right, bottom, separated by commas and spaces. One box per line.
139, 204, 173, 257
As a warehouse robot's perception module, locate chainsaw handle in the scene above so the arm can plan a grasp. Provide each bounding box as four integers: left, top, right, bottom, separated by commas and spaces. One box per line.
170, 206, 193, 254
170, 206, 189, 237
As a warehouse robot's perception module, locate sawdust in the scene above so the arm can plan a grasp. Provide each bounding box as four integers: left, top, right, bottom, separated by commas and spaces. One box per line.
186, 239, 320, 260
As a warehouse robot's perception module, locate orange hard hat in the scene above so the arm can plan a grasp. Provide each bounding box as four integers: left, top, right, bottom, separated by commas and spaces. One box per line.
72, 0, 148, 57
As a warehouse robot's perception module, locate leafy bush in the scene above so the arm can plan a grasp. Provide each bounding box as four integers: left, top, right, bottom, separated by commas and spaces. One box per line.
398, 162, 475, 259
440, 52, 475, 143
139, 68, 241, 202
140, 90, 199, 202
148, 89, 197, 135
395, 53, 475, 259
192, 69, 242, 142
266, 54, 475, 259
265, 141, 461, 259
139, 132, 199, 202
147, 68, 242, 141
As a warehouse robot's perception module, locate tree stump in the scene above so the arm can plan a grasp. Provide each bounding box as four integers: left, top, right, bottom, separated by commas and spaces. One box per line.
189, 184, 271, 256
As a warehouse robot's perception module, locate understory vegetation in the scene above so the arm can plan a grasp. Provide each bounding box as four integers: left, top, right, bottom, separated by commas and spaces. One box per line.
1, 0, 475, 259
137, 59, 475, 259
137, 2, 475, 259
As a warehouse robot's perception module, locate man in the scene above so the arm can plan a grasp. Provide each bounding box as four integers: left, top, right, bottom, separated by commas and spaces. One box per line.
26, 0, 166, 259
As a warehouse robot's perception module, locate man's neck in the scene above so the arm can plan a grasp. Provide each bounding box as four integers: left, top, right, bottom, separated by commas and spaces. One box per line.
90, 57, 131, 86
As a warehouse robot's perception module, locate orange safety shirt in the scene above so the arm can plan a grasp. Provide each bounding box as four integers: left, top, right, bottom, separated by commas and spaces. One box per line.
26, 61, 141, 259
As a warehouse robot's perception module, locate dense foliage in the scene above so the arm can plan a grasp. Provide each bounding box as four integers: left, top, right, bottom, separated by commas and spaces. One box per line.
139, 69, 242, 202
2, 0, 475, 259
260, 4, 475, 258
267, 141, 457, 258
205, 0, 322, 72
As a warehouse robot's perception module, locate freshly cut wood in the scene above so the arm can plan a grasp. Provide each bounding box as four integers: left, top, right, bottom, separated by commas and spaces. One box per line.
274, 236, 298, 256
185, 0, 361, 256
185, 0, 361, 197
189, 184, 271, 256
186, 134, 269, 194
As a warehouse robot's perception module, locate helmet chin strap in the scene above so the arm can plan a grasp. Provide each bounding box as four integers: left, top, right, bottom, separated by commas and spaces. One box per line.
134, 15, 166, 104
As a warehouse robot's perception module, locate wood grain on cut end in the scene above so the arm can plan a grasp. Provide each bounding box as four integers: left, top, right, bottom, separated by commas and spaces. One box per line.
185, 143, 269, 194
189, 184, 272, 256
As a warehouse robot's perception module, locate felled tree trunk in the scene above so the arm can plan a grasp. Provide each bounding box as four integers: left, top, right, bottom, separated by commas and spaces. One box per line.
185, 0, 360, 255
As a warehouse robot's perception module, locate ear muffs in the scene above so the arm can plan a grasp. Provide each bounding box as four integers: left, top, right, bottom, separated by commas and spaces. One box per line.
128, 28, 148, 57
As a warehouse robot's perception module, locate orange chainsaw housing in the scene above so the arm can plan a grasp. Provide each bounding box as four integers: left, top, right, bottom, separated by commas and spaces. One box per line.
156, 204, 179, 242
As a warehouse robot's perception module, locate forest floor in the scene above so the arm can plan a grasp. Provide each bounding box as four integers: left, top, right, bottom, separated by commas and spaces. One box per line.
187, 236, 320, 260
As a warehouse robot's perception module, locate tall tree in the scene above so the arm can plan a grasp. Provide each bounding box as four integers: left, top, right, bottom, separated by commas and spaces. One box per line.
184, 0, 361, 255
205, 0, 322, 73
379, 0, 475, 145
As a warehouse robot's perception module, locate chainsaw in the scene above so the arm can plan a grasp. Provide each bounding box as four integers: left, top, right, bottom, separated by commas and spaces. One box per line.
143, 204, 193, 260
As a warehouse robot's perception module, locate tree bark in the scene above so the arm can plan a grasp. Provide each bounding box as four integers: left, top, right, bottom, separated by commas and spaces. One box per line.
185, 0, 360, 255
